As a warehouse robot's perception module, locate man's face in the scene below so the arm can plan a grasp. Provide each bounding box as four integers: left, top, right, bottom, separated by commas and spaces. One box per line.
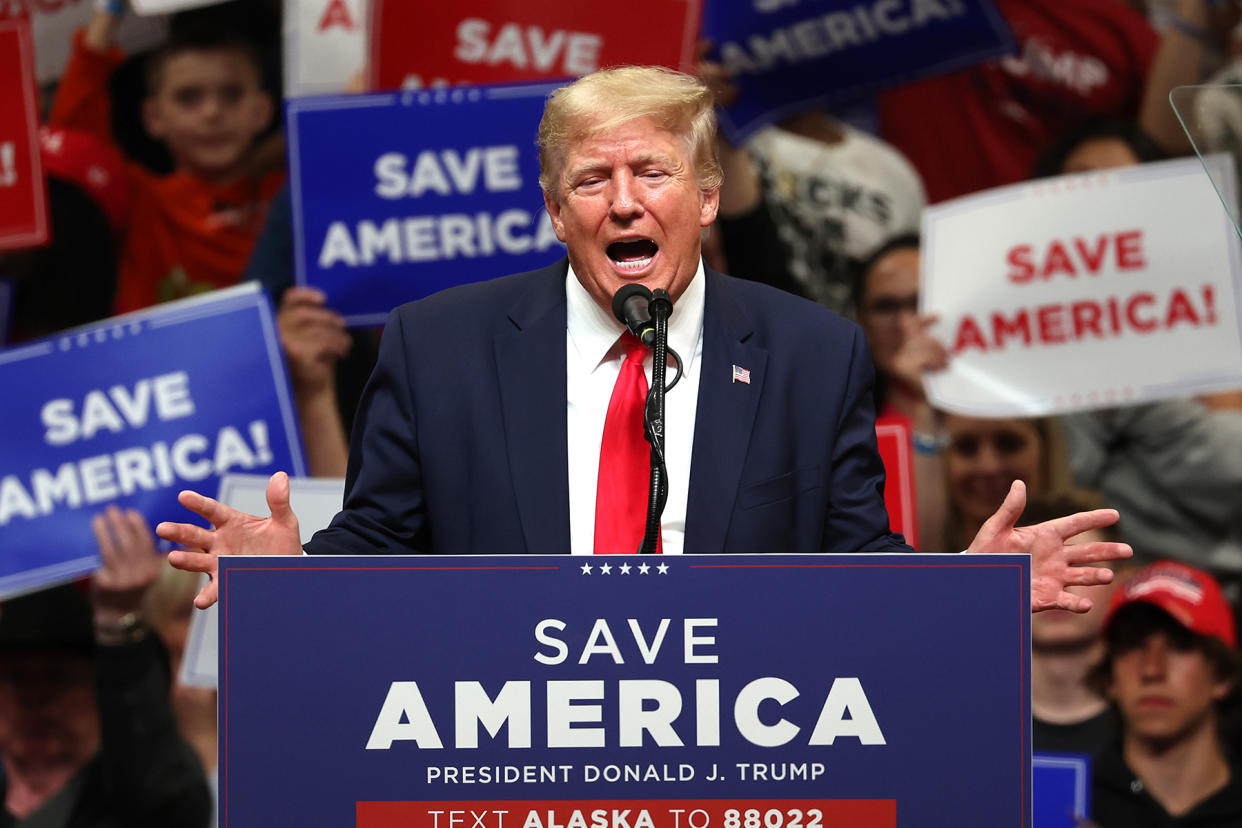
857, 247, 920, 377
543, 117, 720, 310
143, 50, 272, 181
1109, 629, 1231, 744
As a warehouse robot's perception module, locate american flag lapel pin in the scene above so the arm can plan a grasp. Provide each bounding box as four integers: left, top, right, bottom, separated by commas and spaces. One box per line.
732, 364, 751, 384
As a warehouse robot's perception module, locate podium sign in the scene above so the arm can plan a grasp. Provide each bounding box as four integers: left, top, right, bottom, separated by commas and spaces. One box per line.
219, 554, 1032, 826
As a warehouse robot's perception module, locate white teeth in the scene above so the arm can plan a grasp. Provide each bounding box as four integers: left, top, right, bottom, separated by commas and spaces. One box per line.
613, 256, 654, 271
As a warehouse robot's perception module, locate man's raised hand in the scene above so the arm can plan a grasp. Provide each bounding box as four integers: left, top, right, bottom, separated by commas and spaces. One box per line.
967, 480, 1132, 613
157, 471, 302, 609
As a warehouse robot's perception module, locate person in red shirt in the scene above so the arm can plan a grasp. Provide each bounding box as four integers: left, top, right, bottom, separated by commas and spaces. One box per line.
49, 2, 282, 313
878, 0, 1158, 203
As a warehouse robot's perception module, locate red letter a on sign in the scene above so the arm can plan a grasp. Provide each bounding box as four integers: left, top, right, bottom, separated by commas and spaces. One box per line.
318, 0, 356, 31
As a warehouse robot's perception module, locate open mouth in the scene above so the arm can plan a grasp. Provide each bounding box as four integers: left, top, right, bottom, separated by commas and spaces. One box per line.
607, 239, 658, 271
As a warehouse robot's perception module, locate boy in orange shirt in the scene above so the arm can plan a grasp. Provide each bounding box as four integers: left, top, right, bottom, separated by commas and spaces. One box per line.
50, 2, 282, 313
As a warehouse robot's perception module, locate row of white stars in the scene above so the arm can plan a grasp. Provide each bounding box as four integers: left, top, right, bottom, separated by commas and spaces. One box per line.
580, 562, 669, 575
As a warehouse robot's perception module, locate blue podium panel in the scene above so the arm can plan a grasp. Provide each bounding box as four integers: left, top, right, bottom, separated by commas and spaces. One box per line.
219, 554, 1032, 827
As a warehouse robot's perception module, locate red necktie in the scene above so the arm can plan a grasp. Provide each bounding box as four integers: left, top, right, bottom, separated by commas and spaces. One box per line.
594, 333, 660, 554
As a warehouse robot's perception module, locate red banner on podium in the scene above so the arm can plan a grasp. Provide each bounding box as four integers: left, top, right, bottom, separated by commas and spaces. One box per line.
0, 17, 48, 251
875, 417, 918, 550
368, 0, 701, 91
358, 799, 897, 828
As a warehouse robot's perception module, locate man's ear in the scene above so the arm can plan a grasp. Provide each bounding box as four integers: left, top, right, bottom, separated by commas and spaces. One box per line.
543, 188, 566, 243
142, 97, 166, 140
699, 186, 720, 227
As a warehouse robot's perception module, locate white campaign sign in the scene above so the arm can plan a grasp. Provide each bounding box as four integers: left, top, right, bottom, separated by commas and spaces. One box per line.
179, 473, 344, 688
283, 0, 367, 98
922, 155, 1242, 417
129, 0, 222, 15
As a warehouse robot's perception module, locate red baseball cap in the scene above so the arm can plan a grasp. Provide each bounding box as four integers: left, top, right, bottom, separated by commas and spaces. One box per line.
39, 126, 129, 235
1103, 560, 1236, 648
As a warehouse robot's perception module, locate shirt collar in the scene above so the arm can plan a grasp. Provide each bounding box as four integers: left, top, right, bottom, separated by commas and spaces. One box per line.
565, 259, 706, 376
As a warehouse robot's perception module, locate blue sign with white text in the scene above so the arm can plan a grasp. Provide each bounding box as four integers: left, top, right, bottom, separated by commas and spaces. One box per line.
0, 285, 305, 597
288, 84, 567, 326
220, 554, 1032, 826
702, 0, 1014, 141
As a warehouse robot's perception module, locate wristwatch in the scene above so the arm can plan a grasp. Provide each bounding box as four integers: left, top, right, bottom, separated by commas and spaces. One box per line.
95, 611, 149, 646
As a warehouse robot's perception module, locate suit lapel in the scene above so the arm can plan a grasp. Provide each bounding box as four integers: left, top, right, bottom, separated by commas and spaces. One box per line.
684, 272, 767, 554
494, 262, 572, 555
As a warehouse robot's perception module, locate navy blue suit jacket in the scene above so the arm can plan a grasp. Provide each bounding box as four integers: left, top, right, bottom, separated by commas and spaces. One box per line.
304, 259, 909, 556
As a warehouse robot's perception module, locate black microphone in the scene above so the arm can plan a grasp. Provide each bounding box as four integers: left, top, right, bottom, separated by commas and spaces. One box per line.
611, 284, 655, 346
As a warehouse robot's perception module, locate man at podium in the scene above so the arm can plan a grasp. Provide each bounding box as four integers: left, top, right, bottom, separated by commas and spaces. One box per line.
158, 66, 1129, 613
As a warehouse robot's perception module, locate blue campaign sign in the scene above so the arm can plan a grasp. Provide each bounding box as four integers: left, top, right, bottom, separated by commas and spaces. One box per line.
219, 554, 1032, 826
702, 0, 1014, 141
288, 84, 567, 326
1033, 753, 1091, 827
0, 284, 305, 597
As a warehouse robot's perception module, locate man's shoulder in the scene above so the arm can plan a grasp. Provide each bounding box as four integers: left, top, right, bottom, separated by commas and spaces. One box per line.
707, 269, 861, 343
390, 258, 567, 326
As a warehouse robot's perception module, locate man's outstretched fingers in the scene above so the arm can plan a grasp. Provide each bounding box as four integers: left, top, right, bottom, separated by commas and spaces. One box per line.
1060, 566, 1114, 587
266, 472, 295, 524
194, 578, 218, 610
1067, 541, 1133, 565
985, 480, 1027, 532
1051, 508, 1121, 539
1053, 592, 1093, 613
157, 521, 214, 550
176, 489, 230, 525
167, 548, 215, 574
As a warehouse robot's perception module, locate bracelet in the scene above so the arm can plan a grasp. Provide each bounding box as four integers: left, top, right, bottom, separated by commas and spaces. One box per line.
93, 0, 127, 17
95, 611, 149, 647
911, 429, 949, 455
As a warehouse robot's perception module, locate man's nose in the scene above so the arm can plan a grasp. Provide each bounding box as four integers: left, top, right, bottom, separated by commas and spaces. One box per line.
609, 173, 644, 220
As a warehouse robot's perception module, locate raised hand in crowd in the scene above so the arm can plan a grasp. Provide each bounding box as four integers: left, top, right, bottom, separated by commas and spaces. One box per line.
278, 286, 351, 476
91, 505, 163, 630
887, 314, 948, 408
159, 472, 302, 609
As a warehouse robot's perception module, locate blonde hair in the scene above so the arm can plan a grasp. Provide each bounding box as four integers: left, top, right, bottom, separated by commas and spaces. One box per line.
537, 66, 723, 195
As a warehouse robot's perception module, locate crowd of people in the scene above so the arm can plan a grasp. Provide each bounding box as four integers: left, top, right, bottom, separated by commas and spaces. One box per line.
4, 0, 1242, 824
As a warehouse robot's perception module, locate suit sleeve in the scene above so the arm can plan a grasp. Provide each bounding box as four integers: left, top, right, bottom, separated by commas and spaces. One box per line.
822, 327, 913, 554
303, 308, 428, 554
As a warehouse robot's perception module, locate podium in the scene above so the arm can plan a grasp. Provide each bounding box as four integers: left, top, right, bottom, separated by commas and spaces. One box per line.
217, 554, 1032, 826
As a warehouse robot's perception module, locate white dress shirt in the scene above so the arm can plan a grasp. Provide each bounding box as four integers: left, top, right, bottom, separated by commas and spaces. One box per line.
565, 262, 705, 555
